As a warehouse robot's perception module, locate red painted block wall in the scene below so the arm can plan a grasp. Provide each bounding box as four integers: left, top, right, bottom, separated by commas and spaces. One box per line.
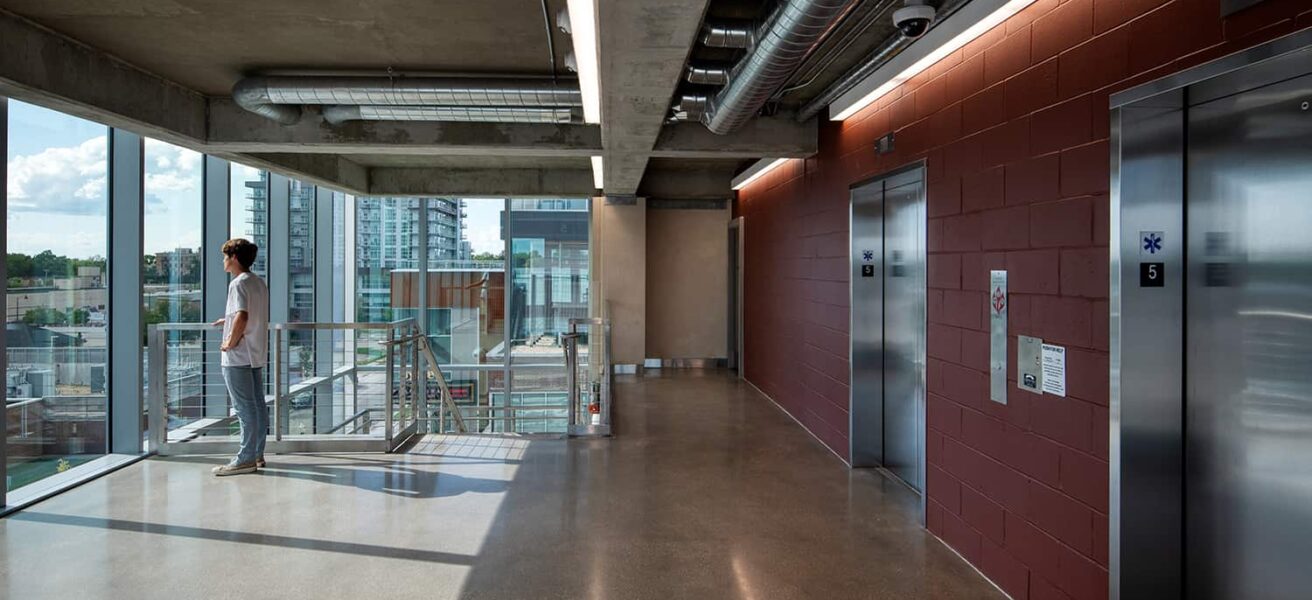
736, 1, 1312, 598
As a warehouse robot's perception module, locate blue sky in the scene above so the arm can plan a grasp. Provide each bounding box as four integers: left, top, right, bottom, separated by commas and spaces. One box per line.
9, 100, 545, 260
8, 99, 203, 258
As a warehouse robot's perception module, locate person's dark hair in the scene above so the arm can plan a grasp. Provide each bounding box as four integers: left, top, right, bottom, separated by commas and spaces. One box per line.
222, 238, 259, 269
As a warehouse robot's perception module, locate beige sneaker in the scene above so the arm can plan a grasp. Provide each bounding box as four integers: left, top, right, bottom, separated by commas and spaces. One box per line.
212, 462, 257, 477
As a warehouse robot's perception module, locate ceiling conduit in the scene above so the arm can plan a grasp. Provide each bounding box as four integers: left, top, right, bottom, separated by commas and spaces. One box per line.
232, 76, 582, 125
688, 0, 860, 135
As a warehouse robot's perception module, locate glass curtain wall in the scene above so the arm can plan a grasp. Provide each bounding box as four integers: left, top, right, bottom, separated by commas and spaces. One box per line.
432, 199, 503, 433
5, 100, 110, 492
505, 199, 590, 433
229, 165, 268, 277
286, 180, 314, 388
142, 139, 204, 435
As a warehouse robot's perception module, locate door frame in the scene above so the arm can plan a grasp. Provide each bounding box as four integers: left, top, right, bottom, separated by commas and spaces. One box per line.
727, 217, 744, 378
1109, 29, 1312, 600
848, 161, 927, 501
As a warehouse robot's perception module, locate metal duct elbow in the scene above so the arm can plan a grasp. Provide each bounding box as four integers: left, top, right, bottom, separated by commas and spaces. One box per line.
701, 21, 755, 48
232, 77, 303, 125
702, 0, 859, 135
686, 64, 731, 86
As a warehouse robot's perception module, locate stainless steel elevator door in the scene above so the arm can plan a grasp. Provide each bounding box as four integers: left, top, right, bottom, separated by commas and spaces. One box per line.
882, 180, 926, 491
850, 168, 926, 492
851, 181, 886, 468
1186, 72, 1312, 600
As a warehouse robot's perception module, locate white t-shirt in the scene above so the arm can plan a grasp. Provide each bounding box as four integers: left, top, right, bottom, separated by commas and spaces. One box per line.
221, 272, 270, 367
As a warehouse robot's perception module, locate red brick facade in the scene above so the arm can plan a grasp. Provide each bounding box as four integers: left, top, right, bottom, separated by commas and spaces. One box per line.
735, 1, 1312, 598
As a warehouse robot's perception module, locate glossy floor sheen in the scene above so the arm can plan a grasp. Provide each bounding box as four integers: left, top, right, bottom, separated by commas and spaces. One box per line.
0, 371, 1002, 599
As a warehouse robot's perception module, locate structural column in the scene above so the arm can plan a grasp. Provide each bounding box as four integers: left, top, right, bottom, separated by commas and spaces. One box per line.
591, 196, 646, 370
201, 156, 230, 417
107, 128, 144, 454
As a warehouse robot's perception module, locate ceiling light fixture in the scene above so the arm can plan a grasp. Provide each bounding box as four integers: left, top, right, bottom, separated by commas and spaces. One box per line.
591, 156, 604, 189
567, 0, 601, 123
731, 158, 791, 191
830, 0, 1035, 121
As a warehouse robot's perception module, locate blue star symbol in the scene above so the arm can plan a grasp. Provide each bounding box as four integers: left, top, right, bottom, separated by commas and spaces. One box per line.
1143, 233, 1162, 254
862, 250, 874, 262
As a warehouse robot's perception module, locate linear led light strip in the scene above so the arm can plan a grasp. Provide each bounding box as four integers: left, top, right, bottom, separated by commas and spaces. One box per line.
830, 0, 1035, 121
731, 158, 792, 191
591, 156, 604, 189
567, 0, 602, 124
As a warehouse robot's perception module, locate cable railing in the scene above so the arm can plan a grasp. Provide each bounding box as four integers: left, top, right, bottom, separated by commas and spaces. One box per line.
146, 315, 613, 456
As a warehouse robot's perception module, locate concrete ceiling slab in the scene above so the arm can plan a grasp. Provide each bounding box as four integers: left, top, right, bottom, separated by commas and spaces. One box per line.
0, 0, 573, 95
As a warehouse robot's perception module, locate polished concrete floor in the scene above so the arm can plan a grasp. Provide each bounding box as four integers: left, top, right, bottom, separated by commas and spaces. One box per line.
0, 371, 1002, 599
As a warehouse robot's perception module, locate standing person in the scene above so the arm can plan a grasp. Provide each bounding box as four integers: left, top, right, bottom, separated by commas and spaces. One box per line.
211, 238, 270, 476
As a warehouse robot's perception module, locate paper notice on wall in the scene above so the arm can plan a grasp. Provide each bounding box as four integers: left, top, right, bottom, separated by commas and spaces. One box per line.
1041, 344, 1066, 397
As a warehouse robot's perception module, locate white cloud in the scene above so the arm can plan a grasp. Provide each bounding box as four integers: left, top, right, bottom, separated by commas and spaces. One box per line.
7, 135, 108, 215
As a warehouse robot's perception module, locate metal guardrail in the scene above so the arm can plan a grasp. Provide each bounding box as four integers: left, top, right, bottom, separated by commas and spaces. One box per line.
146, 315, 614, 456
565, 317, 612, 437
147, 320, 422, 455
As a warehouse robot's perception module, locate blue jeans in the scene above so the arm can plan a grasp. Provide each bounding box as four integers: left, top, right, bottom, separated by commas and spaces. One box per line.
223, 366, 267, 465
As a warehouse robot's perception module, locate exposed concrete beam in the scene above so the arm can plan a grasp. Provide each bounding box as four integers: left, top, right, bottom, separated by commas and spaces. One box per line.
637, 166, 735, 200
0, 8, 205, 147
598, 0, 712, 195
220, 152, 370, 195
652, 114, 818, 159
369, 168, 595, 197
206, 99, 603, 156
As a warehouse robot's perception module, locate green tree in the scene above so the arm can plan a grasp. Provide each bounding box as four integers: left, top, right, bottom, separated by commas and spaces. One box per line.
23, 307, 69, 326
7, 253, 34, 279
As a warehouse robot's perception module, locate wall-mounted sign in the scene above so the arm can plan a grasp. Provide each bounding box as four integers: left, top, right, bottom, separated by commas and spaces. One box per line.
989, 270, 1007, 404
1040, 343, 1066, 397
861, 264, 875, 278
1140, 262, 1164, 287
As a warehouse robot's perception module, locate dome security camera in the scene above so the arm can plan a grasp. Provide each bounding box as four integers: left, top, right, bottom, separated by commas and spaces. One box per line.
893, 1, 936, 39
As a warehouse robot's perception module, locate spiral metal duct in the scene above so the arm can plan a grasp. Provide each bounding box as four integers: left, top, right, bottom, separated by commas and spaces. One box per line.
695, 0, 859, 135
686, 64, 732, 85
796, 0, 971, 121
322, 105, 578, 125
700, 21, 755, 48
232, 76, 582, 125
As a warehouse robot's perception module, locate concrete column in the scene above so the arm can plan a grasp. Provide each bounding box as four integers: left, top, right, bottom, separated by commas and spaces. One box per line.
107, 128, 144, 454
202, 155, 230, 417
592, 196, 646, 370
